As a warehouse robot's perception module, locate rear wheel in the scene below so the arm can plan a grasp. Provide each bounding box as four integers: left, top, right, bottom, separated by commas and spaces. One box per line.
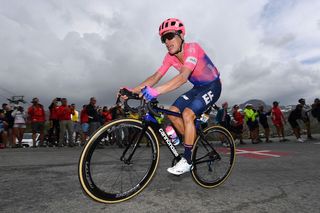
78, 119, 159, 203
191, 125, 236, 188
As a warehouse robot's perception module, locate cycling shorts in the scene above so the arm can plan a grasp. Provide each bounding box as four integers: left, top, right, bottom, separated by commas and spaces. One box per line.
172, 78, 221, 116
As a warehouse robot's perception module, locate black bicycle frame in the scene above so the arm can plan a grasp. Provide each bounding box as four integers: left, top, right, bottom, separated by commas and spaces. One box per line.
121, 105, 220, 165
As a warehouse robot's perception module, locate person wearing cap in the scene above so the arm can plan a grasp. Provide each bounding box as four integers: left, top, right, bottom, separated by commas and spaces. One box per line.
298, 98, 314, 139
271, 101, 288, 142
243, 104, 259, 144
231, 104, 245, 145
27, 98, 46, 147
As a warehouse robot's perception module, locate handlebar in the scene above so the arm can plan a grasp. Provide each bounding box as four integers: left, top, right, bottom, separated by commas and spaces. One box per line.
117, 88, 163, 117
117, 88, 217, 119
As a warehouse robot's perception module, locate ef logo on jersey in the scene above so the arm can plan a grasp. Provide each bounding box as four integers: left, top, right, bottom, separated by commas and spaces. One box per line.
202, 91, 214, 105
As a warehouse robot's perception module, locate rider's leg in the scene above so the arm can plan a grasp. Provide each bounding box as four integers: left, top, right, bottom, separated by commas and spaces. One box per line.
166, 107, 196, 175
168, 106, 185, 135
182, 108, 196, 164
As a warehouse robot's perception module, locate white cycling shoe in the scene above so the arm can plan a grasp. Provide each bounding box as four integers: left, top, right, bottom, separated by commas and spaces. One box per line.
167, 157, 192, 175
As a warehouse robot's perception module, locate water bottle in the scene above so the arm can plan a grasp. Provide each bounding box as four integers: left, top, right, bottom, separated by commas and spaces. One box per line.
165, 125, 180, 146
200, 113, 209, 123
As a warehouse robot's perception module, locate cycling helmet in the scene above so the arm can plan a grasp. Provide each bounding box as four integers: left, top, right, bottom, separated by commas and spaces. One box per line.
159, 18, 185, 36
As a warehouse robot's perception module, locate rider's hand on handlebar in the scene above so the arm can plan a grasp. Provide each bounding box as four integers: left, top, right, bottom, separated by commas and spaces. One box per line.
119, 87, 134, 100
141, 86, 159, 101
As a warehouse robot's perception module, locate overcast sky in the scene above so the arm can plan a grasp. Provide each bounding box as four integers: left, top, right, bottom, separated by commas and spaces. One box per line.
0, 0, 319, 109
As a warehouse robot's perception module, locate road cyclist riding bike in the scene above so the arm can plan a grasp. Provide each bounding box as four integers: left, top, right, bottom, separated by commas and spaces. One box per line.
78, 18, 235, 203
130, 18, 222, 175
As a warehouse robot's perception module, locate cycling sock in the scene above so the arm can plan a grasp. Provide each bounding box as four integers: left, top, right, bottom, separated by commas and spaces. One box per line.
183, 144, 193, 164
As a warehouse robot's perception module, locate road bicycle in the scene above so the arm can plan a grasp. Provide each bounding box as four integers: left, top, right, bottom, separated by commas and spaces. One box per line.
78, 88, 236, 203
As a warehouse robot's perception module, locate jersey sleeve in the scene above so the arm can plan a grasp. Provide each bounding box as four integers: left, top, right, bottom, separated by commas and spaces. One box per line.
156, 54, 172, 76
183, 43, 199, 71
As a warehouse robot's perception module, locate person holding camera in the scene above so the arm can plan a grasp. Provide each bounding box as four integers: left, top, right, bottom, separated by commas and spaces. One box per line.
11, 106, 27, 148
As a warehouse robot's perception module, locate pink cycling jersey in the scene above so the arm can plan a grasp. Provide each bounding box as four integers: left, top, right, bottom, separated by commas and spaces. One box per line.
157, 42, 220, 86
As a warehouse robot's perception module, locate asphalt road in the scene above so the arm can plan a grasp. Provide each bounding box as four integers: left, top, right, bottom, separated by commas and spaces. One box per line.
1, 135, 320, 213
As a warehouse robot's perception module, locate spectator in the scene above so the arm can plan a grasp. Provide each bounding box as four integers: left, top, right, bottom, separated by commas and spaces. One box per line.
298, 98, 314, 139
230, 105, 245, 145
110, 103, 125, 120
70, 103, 81, 144
48, 98, 60, 146
11, 106, 27, 148
86, 97, 100, 136
97, 107, 105, 125
311, 98, 320, 122
102, 106, 112, 124
243, 104, 259, 144
80, 105, 89, 146
2, 103, 14, 147
57, 98, 75, 147
0, 109, 8, 148
288, 104, 304, 143
271, 101, 288, 142
257, 105, 272, 143
27, 98, 46, 147
215, 102, 231, 130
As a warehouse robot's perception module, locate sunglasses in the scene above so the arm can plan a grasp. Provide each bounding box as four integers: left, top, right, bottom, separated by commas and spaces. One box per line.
161, 32, 179, 43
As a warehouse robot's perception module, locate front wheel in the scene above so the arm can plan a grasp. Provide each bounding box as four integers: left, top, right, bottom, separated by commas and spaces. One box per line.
191, 125, 236, 188
78, 119, 160, 203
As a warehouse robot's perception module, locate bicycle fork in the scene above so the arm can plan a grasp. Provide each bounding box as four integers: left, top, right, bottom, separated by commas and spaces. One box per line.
120, 126, 148, 164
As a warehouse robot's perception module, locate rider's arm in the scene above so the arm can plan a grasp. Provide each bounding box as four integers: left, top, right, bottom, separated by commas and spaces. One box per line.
155, 66, 192, 95
132, 71, 163, 94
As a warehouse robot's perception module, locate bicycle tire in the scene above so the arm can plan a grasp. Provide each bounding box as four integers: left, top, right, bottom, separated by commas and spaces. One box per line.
78, 119, 160, 203
191, 125, 236, 188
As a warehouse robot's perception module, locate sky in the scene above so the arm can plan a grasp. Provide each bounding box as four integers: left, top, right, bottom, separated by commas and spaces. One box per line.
0, 0, 319, 109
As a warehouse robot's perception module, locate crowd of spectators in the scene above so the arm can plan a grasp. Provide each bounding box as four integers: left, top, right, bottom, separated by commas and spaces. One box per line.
215, 98, 320, 145
0, 96, 319, 149
0, 96, 124, 148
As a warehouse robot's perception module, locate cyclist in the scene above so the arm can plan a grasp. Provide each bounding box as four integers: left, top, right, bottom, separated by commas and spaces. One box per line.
124, 18, 221, 175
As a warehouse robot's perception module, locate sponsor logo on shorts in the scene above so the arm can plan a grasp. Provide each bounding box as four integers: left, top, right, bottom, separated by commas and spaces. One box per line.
182, 95, 189, 100
202, 91, 214, 105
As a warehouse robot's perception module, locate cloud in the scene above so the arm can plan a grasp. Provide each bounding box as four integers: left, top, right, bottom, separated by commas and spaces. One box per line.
0, 0, 319, 109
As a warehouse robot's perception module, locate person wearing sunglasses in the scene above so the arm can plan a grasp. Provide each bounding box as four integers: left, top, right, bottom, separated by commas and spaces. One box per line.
128, 18, 221, 175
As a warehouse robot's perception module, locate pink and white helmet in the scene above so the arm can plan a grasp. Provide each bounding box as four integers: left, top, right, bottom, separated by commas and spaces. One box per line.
158, 18, 185, 36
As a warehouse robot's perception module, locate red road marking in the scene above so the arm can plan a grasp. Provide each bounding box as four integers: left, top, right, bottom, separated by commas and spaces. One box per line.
236, 148, 290, 159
